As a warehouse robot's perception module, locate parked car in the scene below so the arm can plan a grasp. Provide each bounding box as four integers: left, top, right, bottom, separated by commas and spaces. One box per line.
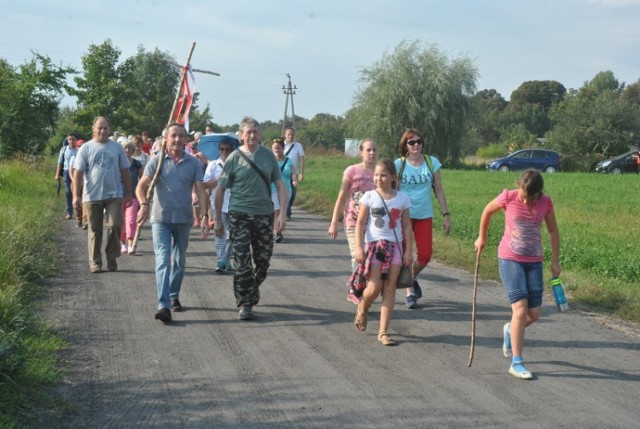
594, 150, 640, 174
486, 149, 561, 173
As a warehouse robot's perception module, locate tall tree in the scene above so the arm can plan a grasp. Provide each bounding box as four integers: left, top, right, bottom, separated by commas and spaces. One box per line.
503, 80, 566, 138
118, 46, 180, 136
509, 80, 566, 110
346, 40, 478, 161
69, 39, 124, 132
546, 72, 640, 155
0, 54, 71, 156
466, 89, 508, 154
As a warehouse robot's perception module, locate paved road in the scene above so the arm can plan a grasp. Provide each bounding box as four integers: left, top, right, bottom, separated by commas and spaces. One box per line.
41, 210, 640, 428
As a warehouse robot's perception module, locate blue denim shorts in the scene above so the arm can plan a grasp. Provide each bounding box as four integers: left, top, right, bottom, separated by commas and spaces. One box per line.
498, 258, 543, 308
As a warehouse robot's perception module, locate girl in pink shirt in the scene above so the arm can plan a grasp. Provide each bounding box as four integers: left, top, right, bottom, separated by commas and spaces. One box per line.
328, 140, 377, 305
475, 169, 560, 380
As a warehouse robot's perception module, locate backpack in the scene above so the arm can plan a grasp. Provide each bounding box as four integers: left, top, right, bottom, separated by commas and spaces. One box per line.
397, 154, 435, 193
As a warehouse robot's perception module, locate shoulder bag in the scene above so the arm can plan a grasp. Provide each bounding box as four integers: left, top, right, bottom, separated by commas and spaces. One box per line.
237, 149, 272, 197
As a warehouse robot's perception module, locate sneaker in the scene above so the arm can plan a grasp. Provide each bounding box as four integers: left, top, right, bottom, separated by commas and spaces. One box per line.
172, 298, 183, 312
239, 305, 253, 320
107, 258, 117, 272
347, 292, 361, 305
405, 294, 418, 309
154, 308, 172, 323
275, 233, 283, 243
121, 244, 128, 254
65, 214, 73, 220
76, 220, 83, 228
509, 361, 533, 380
82, 223, 88, 230
224, 261, 235, 273
502, 323, 512, 358
412, 280, 423, 299
214, 263, 225, 274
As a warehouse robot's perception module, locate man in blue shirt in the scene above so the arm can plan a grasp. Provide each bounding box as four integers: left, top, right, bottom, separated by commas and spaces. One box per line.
55, 133, 78, 219
136, 122, 210, 323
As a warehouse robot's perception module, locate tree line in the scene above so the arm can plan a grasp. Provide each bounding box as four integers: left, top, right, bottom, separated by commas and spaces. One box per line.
1, 39, 638, 171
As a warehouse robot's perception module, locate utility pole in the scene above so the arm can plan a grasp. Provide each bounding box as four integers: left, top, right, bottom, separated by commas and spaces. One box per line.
281, 73, 297, 136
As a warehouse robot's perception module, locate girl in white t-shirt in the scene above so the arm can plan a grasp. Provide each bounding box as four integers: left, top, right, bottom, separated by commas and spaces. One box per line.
352, 159, 413, 346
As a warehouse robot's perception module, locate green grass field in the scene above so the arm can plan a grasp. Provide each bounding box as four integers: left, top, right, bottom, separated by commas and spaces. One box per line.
0, 159, 65, 427
297, 152, 640, 321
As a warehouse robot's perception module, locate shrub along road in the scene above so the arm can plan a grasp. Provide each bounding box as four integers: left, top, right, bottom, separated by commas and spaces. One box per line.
40, 210, 640, 428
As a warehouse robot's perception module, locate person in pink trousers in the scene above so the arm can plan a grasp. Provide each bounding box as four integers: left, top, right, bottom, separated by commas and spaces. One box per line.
120, 140, 143, 254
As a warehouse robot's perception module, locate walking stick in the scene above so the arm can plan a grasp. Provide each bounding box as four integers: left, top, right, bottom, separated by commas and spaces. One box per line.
130, 42, 196, 255
468, 252, 480, 367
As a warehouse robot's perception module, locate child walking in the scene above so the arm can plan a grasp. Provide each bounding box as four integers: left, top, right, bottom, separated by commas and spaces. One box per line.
474, 169, 560, 379
351, 159, 413, 346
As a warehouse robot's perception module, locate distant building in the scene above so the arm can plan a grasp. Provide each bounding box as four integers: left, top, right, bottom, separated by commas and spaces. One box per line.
344, 138, 361, 157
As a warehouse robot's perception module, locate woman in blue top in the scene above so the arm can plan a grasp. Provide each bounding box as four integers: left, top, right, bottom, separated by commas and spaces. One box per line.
271, 138, 297, 243
394, 129, 451, 309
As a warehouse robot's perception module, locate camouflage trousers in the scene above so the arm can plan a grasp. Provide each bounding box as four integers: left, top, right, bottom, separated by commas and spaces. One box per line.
228, 211, 274, 307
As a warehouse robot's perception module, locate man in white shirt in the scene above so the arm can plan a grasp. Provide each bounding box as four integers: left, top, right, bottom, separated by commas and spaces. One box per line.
283, 127, 305, 220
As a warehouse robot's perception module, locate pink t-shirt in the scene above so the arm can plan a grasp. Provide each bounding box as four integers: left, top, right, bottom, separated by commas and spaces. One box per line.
496, 189, 554, 263
343, 164, 375, 229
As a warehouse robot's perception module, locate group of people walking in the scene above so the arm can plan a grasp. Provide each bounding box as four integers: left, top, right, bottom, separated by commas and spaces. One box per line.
328, 129, 560, 380
61, 116, 560, 381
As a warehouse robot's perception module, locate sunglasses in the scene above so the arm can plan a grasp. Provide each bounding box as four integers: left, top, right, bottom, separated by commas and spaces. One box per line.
407, 139, 423, 146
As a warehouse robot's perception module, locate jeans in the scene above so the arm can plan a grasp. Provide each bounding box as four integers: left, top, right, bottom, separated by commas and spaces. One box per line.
152, 222, 192, 310
498, 258, 544, 307
215, 212, 231, 263
84, 198, 123, 270
63, 170, 73, 216
287, 179, 296, 218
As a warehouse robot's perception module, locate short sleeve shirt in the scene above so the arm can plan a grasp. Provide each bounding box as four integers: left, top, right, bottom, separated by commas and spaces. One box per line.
204, 158, 230, 213
75, 139, 129, 202
496, 189, 554, 263
218, 146, 282, 216
359, 190, 411, 243
58, 146, 77, 171
144, 152, 204, 224
394, 155, 442, 219
343, 164, 375, 229
284, 141, 305, 170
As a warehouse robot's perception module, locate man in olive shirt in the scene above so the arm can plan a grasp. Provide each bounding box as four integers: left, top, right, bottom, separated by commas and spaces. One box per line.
214, 117, 288, 320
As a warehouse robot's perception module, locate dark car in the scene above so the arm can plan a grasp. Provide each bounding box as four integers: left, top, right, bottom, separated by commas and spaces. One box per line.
594, 150, 639, 174
486, 149, 561, 173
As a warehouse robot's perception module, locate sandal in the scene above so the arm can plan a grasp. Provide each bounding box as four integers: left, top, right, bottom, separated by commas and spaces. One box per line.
378, 331, 396, 346
354, 303, 368, 332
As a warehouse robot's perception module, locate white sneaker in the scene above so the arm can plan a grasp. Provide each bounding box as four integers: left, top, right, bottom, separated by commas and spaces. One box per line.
502, 323, 512, 358
509, 364, 533, 380
121, 244, 128, 254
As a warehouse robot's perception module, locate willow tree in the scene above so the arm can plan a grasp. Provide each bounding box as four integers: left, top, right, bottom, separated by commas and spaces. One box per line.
346, 41, 478, 162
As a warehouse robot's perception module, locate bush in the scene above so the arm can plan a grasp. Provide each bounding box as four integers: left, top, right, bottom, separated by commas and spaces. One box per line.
476, 143, 507, 159
560, 153, 605, 172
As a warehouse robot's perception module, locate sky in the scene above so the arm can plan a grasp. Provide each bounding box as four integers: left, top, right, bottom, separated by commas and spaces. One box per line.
2, 0, 640, 127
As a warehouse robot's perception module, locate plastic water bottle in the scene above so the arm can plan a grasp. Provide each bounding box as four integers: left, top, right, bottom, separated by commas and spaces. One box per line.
550, 277, 569, 312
